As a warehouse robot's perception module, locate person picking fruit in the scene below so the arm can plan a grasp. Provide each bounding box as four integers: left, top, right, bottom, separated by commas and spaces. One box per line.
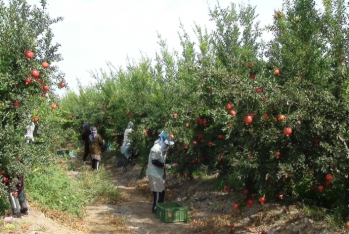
81, 123, 91, 163
146, 130, 174, 214
89, 127, 105, 171
5, 173, 28, 218
121, 121, 134, 160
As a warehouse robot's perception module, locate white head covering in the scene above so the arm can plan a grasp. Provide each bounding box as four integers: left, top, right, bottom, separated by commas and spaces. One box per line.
89, 127, 97, 142
127, 121, 134, 129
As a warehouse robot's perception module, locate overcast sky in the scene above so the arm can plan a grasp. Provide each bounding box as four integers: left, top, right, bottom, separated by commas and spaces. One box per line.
25, 0, 289, 95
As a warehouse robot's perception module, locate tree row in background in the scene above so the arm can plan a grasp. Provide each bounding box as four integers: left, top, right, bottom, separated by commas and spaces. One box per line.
60, 0, 349, 222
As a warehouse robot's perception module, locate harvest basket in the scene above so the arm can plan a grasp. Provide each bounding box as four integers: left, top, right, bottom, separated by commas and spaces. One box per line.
156, 202, 188, 223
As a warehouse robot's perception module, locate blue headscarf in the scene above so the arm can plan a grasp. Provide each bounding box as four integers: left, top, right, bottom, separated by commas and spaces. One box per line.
159, 130, 174, 151
83, 123, 90, 131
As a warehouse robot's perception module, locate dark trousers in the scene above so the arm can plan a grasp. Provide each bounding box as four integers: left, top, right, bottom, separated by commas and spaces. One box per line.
9, 190, 27, 217
152, 190, 165, 213
92, 159, 100, 171
83, 145, 89, 161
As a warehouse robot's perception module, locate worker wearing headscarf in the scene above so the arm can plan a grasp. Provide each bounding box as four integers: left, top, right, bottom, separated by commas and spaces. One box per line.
89, 127, 104, 170
81, 123, 91, 162
146, 130, 174, 213
121, 121, 134, 158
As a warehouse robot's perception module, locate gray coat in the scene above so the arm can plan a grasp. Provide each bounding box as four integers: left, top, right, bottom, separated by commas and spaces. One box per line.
146, 139, 166, 179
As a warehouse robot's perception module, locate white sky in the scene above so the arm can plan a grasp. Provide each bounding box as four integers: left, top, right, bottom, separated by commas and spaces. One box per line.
25, 0, 287, 95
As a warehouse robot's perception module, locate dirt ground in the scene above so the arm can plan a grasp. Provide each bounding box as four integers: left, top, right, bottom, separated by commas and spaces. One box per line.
1, 149, 347, 234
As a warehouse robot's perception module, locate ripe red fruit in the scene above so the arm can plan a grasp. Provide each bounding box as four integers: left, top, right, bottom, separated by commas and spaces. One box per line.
326, 174, 334, 181
207, 141, 213, 147
13, 192, 18, 197
185, 122, 190, 127
246, 199, 254, 207
42, 85, 50, 92
318, 185, 324, 192
51, 103, 57, 109
24, 50, 34, 59
277, 114, 286, 121
275, 151, 281, 159
25, 77, 32, 85
229, 110, 236, 116
42, 62, 49, 68
143, 129, 147, 134
13, 101, 20, 108
0, 170, 4, 176
31, 69, 40, 78
283, 127, 293, 137
243, 189, 248, 195
2, 177, 8, 183
258, 197, 266, 204
255, 87, 263, 93
193, 141, 197, 145
217, 157, 222, 163
278, 194, 284, 199
263, 113, 269, 119
202, 119, 207, 126
274, 69, 280, 75
41, 93, 47, 98
226, 102, 233, 111
33, 117, 39, 122
217, 134, 223, 140
59, 82, 65, 88
248, 62, 253, 68
173, 113, 178, 118
223, 185, 229, 191
244, 115, 253, 125
233, 203, 239, 210
170, 134, 174, 139
250, 73, 256, 79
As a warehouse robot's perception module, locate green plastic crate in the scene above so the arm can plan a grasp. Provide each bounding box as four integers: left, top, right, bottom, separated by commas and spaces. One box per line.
156, 202, 188, 223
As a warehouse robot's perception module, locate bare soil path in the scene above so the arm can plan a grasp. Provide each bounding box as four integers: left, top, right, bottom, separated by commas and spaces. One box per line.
83, 151, 190, 234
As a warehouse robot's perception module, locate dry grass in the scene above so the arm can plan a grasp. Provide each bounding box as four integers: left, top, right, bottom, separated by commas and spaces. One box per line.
29, 202, 90, 233
86, 213, 136, 234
